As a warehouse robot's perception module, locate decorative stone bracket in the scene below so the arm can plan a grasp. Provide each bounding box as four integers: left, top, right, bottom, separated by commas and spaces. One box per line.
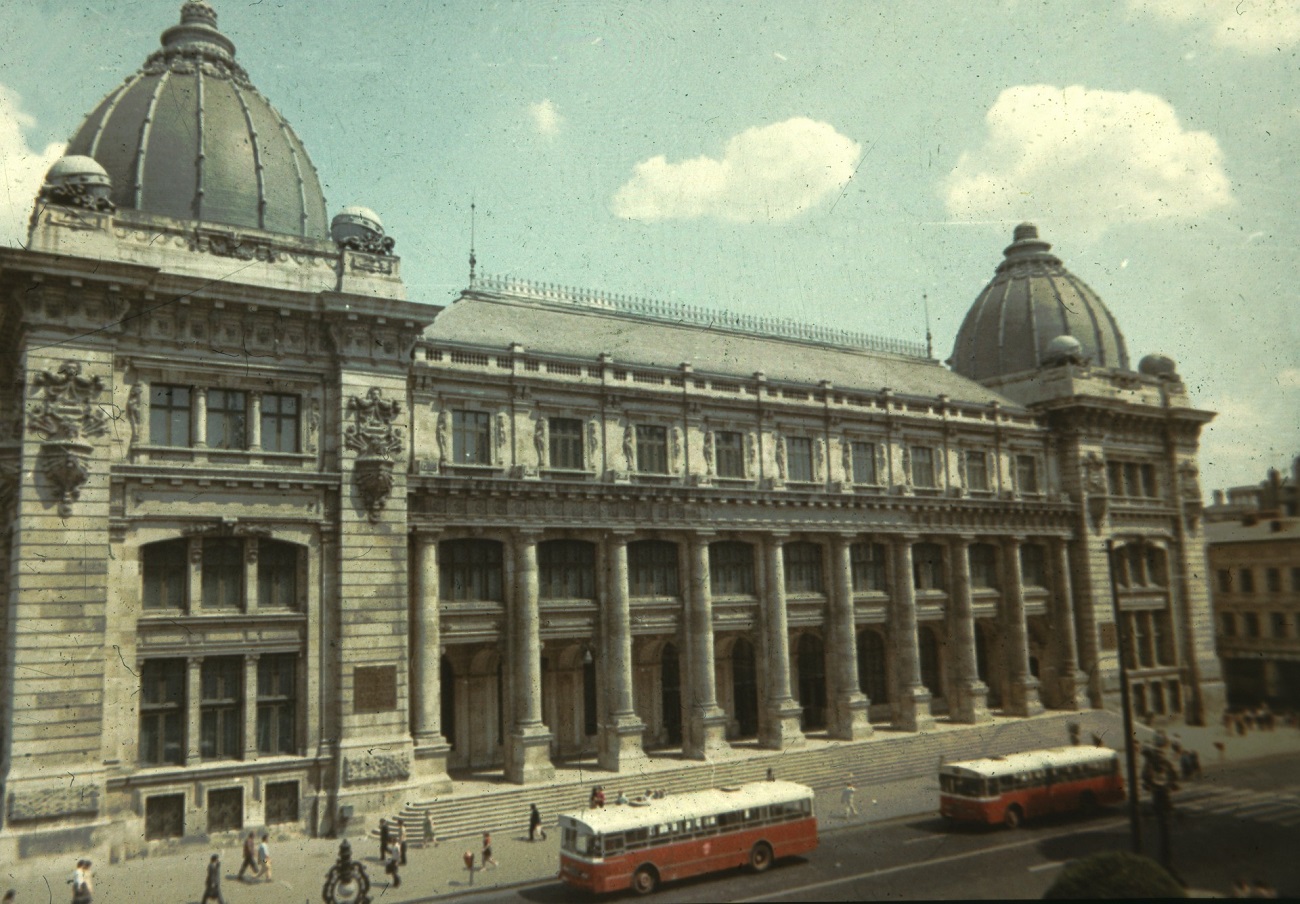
344, 388, 404, 522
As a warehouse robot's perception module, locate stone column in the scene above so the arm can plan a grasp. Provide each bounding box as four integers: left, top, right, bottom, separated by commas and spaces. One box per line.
506, 532, 554, 783
248, 391, 262, 451
685, 534, 731, 759
1053, 538, 1087, 709
186, 657, 203, 765
760, 535, 805, 749
947, 536, 991, 723
829, 536, 872, 739
1003, 536, 1045, 716
194, 388, 208, 447
891, 536, 935, 731
599, 533, 648, 770
412, 533, 453, 789
243, 654, 260, 760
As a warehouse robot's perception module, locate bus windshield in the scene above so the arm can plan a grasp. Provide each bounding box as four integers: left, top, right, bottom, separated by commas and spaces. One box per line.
939, 774, 985, 798
562, 826, 601, 858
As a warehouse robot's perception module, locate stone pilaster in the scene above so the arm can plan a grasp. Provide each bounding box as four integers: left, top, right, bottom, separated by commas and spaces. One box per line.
1052, 538, 1088, 709
599, 533, 648, 770
891, 536, 935, 731
685, 535, 730, 759
506, 532, 555, 783
947, 536, 991, 723
412, 533, 452, 791
828, 536, 871, 739
1003, 536, 1044, 716
760, 535, 805, 749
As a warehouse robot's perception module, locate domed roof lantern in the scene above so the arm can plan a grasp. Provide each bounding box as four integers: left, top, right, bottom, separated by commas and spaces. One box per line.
159, 1, 236, 60
332, 206, 395, 256
949, 223, 1130, 382
35, 155, 115, 214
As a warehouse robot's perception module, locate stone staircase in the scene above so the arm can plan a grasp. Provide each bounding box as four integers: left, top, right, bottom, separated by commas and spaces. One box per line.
374, 710, 1123, 846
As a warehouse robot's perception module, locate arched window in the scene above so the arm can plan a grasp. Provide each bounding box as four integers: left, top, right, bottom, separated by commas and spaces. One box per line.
969, 544, 999, 590
629, 540, 679, 597
913, 543, 946, 591
440, 539, 504, 601
710, 542, 755, 596
201, 538, 243, 609
1019, 543, 1047, 588
143, 539, 188, 610
784, 542, 824, 594
919, 626, 943, 698
539, 540, 596, 600
850, 542, 887, 592
857, 629, 887, 704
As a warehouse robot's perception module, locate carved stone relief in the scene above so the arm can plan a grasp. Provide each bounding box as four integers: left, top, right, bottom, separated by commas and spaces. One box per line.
343, 753, 411, 784
344, 388, 404, 522
27, 361, 108, 516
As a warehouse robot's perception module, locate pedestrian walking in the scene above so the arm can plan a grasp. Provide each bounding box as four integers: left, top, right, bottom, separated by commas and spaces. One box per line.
841, 779, 858, 817
69, 860, 93, 904
395, 818, 407, 865
529, 803, 546, 841
482, 831, 498, 869
384, 840, 402, 889
3, 889, 14, 903
201, 853, 226, 904
237, 831, 259, 881
422, 811, 437, 848
379, 817, 391, 862
256, 834, 272, 882
463, 849, 476, 885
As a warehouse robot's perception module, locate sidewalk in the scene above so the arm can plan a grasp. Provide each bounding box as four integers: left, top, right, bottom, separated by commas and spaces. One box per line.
2, 721, 1295, 903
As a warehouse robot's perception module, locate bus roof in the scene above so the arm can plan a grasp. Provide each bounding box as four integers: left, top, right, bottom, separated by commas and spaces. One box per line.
940, 745, 1117, 779
557, 781, 814, 836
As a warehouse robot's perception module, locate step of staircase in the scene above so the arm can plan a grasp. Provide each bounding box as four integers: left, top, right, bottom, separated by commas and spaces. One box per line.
369, 710, 1123, 846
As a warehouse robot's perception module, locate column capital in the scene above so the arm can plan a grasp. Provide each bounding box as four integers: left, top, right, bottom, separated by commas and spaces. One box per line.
1003, 534, 1026, 548
830, 532, 857, 549
766, 532, 790, 548
895, 532, 921, 544
950, 533, 976, 547
515, 528, 545, 543
410, 527, 442, 543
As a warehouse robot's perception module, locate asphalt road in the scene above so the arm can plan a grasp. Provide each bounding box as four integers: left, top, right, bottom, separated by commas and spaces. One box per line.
445, 752, 1300, 901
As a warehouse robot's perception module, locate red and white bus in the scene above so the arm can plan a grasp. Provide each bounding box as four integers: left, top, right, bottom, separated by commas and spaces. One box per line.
939, 745, 1124, 829
558, 781, 818, 895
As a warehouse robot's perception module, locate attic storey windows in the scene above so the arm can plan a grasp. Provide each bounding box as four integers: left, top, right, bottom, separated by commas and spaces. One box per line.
851, 442, 878, 485
206, 389, 247, 450
715, 431, 745, 479
965, 450, 990, 492
636, 425, 668, 474
150, 385, 192, 446
910, 446, 937, 489
1016, 455, 1040, 494
787, 436, 814, 482
548, 417, 584, 470
452, 410, 492, 465
261, 393, 300, 454
143, 539, 188, 610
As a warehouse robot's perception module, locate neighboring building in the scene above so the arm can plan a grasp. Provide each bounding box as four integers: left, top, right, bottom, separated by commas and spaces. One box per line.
0, 2, 1224, 860
1207, 457, 1300, 708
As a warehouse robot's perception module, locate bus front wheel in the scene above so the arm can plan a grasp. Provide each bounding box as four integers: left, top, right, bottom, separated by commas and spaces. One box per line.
1003, 805, 1024, 829
632, 865, 658, 895
750, 841, 774, 872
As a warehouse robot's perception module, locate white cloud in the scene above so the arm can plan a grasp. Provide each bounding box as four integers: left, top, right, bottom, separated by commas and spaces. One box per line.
1130, 0, 1300, 52
612, 117, 860, 223
1278, 366, 1300, 388
529, 99, 561, 137
0, 85, 64, 248
942, 85, 1233, 230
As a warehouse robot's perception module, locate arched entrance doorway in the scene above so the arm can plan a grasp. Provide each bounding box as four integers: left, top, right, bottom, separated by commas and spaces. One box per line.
796, 634, 827, 731
732, 637, 759, 738
661, 643, 682, 746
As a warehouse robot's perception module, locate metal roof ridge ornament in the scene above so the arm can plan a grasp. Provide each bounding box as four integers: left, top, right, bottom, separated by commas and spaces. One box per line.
468, 272, 928, 359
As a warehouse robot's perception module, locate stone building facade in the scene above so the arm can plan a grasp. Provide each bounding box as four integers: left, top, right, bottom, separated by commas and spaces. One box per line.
0, 2, 1224, 860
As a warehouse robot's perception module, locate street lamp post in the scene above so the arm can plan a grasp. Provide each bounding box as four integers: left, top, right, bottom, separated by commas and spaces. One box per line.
1105, 537, 1143, 855
322, 839, 372, 904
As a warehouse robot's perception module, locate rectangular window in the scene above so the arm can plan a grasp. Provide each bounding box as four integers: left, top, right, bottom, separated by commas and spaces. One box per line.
538, 541, 596, 600
1124, 463, 1141, 497
911, 446, 936, 488
969, 545, 999, 590
200, 657, 242, 760
1140, 464, 1158, 498
913, 543, 945, 591
206, 389, 247, 450
715, 431, 745, 478
265, 781, 299, 825
207, 788, 244, 833
1243, 612, 1260, 638
261, 393, 299, 453
851, 441, 877, 485
636, 425, 668, 474
1020, 544, 1047, 588
1240, 568, 1255, 593
1266, 567, 1282, 592
452, 410, 491, 465
257, 654, 297, 755
1271, 612, 1288, 639
440, 539, 504, 602
709, 542, 755, 595
201, 538, 244, 609
145, 794, 184, 841
1220, 612, 1235, 636
1153, 612, 1175, 665
149, 385, 192, 446
257, 541, 298, 609
1017, 455, 1040, 494
850, 542, 887, 592
1217, 569, 1232, 593
143, 540, 187, 610
140, 659, 185, 766
787, 436, 814, 482
1135, 612, 1154, 667
783, 543, 824, 594
548, 417, 584, 470
629, 542, 679, 597
965, 450, 989, 491
1108, 461, 1125, 496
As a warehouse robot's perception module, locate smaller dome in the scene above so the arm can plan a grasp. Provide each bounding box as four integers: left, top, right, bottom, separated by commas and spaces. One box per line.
1138, 353, 1178, 379
45, 155, 112, 190
36, 155, 115, 214
332, 206, 394, 255
1044, 334, 1085, 366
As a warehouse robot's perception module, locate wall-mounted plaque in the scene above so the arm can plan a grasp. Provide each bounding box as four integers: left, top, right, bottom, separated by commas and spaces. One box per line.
354, 665, 398, 713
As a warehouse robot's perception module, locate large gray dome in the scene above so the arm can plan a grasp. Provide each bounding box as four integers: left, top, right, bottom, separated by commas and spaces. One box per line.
949, 224, 1130, 382
65, 1, 329, 240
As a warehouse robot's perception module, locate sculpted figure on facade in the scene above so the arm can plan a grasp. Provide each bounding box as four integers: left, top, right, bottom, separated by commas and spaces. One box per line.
587, 419, 599, 471
534, 416, 547, 467
497, 411, 509, 465
1082, 450, 1108, 533
703, 429, 715, 476
814, 436, 825, 482
671, 426, 682, 473
435, 408, 449, 465
747, 431, 757, 474
623, 423, 635, 471
841, 438, 853, 482
305, 397, 320, 453
126, 383, 143, 447
774, 432, 786, 480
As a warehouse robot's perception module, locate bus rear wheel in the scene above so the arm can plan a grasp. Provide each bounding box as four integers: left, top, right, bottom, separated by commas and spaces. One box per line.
750, 841, 774, 872
632, 865, 658, 895
1003, 805, 1024, 829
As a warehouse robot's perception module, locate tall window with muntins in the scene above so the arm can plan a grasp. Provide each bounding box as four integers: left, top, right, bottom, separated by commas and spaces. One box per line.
1107, 460, 1159, 498
440, 539, 504, 601
635, 425, 668, 473
257, 654, 297, 756
200, 657, 242, 760
913, 543, 946, 591
969, 544, 999, 590
261, 392, 299, 453
1016, 455, 1039, 494
538, 540, 596, 599
850, 542, 887, 592
851, 441, 877, 485
1240, 568, 1255, 593
257, 540, 299, 609
857, 629, 888, 704
910, 446, 937, 488
1020, 544, 1047, 588
1134, 613, 1153, 667
206, 389, 247, 450
143, 539, 187, 610
1266, 567, 1282, 592
715, 431, 745, 478
1271, 612, 1287, 639
965, 450, 990, 491
1243, 612, 1260, 638
452, 410, 492, 465
629, 540, 679, 597
783, 542, 824, 594
787, 436, 814, 482
709, 541, 754, 595
140, 659, 185, 766
150, 384, 191, 446
548, 417, 584, 470
1217, 569, 1232, 593
201, 537, 243, 609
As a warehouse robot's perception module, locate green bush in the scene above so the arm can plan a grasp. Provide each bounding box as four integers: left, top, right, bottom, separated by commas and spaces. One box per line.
1044, 851, 1184, 899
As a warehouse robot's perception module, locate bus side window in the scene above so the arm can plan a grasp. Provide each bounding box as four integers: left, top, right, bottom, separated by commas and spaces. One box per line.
1000, 775, 1014, 793
604, 833, 625, 855
625, 828, 649, 851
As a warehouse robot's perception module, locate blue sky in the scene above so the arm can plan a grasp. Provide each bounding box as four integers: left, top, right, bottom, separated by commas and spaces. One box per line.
1, 0, 1296, 495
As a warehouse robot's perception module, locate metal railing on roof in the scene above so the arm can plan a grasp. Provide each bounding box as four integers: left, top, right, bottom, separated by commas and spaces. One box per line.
469, 272, 929, 359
